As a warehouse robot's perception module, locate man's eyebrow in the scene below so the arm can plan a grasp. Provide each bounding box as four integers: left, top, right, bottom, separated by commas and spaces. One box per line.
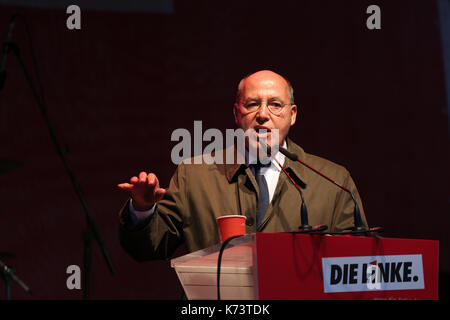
267, 96, 284, 101
243, 96, 284, 103
242, 97, 259, 103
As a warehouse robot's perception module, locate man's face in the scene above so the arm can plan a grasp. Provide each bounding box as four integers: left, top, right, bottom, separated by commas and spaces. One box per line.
233, 71, 297, 152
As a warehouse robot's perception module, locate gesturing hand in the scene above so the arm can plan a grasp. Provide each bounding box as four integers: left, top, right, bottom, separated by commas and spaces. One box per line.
117, 172, 166, 211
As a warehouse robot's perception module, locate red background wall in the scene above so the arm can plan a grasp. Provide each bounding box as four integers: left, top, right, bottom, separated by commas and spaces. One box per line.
0, 0, 448, 299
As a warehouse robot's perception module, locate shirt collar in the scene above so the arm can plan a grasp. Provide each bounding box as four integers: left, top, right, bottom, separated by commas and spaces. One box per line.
246, 140, 287, 168
224, 137, 309, 185
225, 140, 295, 182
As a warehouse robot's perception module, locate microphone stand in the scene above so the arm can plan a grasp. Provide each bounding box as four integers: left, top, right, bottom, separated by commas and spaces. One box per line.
260, 140, 382, 235
270, 149, 328, 233
0, 259, 32, 299
6, 39, 116, 299
282, 148, 383, 236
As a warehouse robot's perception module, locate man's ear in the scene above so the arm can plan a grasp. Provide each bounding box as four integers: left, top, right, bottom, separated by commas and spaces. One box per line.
290, 104, 298, 126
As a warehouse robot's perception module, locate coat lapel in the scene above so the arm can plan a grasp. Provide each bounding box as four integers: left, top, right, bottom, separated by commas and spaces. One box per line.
222, 139, 310, 231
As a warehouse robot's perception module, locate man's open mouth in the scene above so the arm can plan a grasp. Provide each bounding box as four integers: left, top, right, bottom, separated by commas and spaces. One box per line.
254, 126, 271, 135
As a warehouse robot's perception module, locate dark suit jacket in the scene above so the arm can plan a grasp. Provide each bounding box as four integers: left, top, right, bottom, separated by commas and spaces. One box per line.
118, 138, 368, 261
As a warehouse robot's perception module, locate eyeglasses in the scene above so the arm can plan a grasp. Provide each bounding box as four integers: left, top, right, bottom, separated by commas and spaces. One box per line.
241, 101, 291, 115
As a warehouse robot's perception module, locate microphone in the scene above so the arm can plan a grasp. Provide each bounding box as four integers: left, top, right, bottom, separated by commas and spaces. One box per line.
0, 13, 18, 91
276, 157, 312, 231
259, 139, 326, 232
276, 144, 368, 232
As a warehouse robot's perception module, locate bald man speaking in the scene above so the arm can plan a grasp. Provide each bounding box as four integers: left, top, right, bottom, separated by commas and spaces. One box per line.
117, 70, 368, 261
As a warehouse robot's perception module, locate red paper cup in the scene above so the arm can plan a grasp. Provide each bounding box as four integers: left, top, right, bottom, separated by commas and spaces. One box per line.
216, 215, 247, 243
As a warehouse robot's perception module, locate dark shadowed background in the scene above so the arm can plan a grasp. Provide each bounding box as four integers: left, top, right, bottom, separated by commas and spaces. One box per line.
0, 0, 449, 299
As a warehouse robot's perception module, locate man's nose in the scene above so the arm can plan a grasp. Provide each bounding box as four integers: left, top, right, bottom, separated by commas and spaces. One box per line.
256, 103, 270, 123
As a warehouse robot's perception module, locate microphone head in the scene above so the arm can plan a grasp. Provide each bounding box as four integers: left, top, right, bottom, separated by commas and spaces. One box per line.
258, 139, 272, 156
278, 146, 298, 161
257, 139, 299, 161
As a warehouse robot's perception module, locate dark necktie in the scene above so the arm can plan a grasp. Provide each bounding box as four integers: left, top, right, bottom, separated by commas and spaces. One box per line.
251, 163, 270, 227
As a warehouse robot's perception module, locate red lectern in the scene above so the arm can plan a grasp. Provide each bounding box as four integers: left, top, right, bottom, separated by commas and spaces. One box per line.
171, 233, 439, 300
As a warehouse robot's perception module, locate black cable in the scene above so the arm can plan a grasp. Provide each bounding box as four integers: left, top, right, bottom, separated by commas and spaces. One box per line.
21, 15, 46, 106
216, 235, 243, 300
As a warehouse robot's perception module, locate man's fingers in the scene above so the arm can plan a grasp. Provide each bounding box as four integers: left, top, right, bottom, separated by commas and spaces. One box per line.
117, 183, 134, 190
155, 187, 165, 196
119, 173, 164, 206
154, 188, 166, 201
147, 173, 159, 188
139, 171, 147, 183
122, 172, 161, 200
130, 176, 139, 184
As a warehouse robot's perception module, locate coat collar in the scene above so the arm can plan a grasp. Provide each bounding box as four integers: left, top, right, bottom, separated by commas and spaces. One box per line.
224, 138, 308, 187
282, 137, 308, 188
223, 143, 246, 182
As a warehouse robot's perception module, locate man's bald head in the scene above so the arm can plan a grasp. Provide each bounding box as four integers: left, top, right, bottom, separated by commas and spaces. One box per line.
235, 70, 295, 104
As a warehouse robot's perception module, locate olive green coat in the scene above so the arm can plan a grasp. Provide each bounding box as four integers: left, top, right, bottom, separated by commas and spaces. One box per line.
119, 139, 368, 261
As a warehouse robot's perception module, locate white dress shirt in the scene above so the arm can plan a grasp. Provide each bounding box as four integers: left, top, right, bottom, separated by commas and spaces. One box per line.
246, 140, 287, 203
